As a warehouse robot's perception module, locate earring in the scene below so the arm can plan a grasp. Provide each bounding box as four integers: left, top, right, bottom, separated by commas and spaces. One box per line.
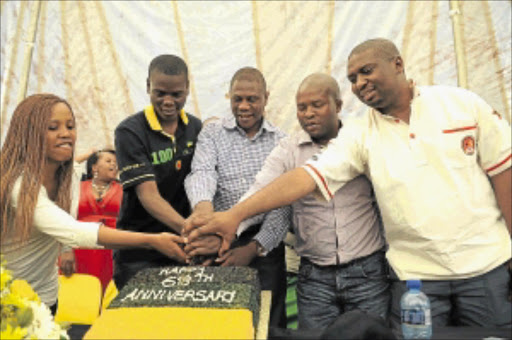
93, 171, 98, 179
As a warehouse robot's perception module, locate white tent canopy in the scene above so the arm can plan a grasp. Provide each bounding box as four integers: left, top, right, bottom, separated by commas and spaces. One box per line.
1, 1, 510, 156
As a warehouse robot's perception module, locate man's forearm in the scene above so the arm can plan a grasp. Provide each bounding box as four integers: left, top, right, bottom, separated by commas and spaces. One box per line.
252, 205, 291, 253
184, 168, 316, 247
231, 167, 316, 222
142, 197, 185, 233
491, 167, 512, 235
135, 181, 186, 233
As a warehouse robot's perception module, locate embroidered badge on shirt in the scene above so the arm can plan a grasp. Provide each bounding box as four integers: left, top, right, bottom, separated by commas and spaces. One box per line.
461, 135, 475, 155
175, 160, 182, 171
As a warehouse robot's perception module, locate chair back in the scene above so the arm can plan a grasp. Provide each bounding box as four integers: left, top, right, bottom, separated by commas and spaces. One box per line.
101, 280, 118, 311
55, 274, 102, 325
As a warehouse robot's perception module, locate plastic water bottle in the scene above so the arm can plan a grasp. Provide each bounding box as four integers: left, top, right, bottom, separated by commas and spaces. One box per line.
401, 279, 432, 339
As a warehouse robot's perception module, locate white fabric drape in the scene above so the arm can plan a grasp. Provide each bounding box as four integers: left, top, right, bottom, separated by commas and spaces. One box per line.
1, 1, 510, 155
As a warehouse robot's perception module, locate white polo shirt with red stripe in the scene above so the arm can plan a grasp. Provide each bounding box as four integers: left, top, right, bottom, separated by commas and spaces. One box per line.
304, 85, 511, 280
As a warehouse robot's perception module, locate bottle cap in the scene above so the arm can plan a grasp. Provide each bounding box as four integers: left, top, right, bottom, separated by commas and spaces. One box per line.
406, 279, 421, 290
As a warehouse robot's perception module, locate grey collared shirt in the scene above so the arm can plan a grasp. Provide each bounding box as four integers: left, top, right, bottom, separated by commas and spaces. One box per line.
240, 127, 385, 266
185, 116, 290, 252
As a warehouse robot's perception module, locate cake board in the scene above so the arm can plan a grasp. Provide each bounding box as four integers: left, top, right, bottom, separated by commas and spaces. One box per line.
84, 290, 271, 339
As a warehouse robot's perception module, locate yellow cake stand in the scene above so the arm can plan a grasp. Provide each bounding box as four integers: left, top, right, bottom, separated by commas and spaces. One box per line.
84, 291, 271, 340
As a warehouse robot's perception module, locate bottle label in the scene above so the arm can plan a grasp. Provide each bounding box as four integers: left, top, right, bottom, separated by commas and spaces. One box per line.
401, 309, 431, 326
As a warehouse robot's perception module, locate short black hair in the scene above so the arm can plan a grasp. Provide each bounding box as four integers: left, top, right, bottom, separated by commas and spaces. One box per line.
229, 67, 267, 93
148, 55, 189, 80
297, 73, 341, 102
348, 38, 400, 61
86, 149, 116, 179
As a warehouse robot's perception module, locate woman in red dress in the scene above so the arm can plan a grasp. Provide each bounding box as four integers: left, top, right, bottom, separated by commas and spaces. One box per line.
75, 149, 122, 292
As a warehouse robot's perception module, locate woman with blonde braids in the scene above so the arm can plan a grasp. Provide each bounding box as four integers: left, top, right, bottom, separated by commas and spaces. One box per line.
0, 94, 187, 313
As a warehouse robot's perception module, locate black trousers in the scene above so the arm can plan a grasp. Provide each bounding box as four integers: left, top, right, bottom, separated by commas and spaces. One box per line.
232, 224, 288, 328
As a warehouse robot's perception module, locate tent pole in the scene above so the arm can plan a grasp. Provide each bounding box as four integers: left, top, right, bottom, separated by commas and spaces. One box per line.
449, 0, 468, 89
17, 0, 42, 104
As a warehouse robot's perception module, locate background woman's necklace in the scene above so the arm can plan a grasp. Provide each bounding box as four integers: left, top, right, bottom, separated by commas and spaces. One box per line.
92, 180, 110, 202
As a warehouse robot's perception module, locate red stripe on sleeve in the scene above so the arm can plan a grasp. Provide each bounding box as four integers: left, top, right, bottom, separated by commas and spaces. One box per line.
486, 154, 512, 173
442, 125, 477, 134
304, 164, 333, 199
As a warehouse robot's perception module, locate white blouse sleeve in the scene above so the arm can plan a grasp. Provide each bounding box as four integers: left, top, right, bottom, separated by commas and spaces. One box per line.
11, 178, 101, 249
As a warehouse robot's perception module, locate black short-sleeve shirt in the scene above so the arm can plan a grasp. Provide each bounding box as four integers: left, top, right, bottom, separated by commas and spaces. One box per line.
114, 106, 202, 263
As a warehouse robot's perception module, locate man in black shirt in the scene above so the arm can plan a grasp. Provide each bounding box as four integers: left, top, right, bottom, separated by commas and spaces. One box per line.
113, 55, 203, 289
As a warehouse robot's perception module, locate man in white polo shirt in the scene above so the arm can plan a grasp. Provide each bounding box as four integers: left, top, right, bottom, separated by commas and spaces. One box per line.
184, 38, 511, 329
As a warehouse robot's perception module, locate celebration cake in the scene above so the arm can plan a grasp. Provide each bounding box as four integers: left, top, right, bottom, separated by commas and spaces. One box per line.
85, 266, 262, 339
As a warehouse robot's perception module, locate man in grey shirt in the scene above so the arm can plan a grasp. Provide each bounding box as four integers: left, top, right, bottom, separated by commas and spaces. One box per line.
238, 73, 389, 329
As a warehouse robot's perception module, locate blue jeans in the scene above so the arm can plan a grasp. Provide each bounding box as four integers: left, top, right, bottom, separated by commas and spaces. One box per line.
297, 250, 390, 330
389, 262, 512, 330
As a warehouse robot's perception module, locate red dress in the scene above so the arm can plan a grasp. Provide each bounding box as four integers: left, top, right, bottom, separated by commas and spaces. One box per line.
74, 180, 122, 292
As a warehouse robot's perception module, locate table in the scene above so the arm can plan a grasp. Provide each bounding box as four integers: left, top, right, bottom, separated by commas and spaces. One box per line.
268, 326, 511, 340
67, 291, 271, 340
